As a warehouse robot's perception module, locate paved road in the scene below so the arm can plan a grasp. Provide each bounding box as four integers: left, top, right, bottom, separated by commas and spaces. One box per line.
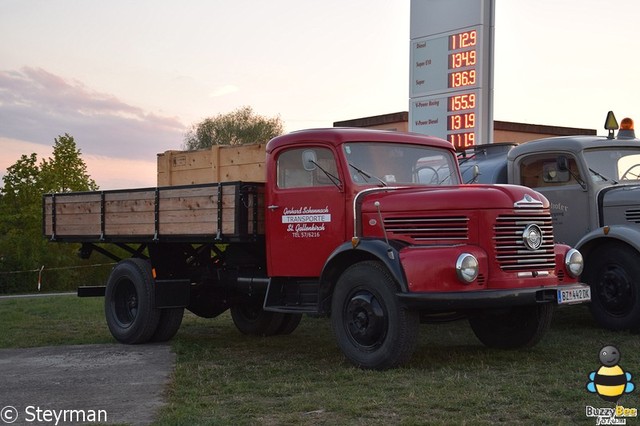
0, 343, 175, 425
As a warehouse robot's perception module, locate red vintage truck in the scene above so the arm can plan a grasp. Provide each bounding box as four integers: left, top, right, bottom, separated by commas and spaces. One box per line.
43, 128, 589, 369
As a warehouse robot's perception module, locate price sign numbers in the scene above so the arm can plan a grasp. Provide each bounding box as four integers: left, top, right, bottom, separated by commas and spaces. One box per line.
449, 30, 477, 50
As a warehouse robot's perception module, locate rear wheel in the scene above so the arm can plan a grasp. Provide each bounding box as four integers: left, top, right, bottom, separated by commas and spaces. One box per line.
151, 308, 184, 342
584, 244, 640, 330
331, 261, 419, 370
105, 259, 161, 344
230, 297, 285, 336
469, 304, 553, 349
275, 313, 303, 335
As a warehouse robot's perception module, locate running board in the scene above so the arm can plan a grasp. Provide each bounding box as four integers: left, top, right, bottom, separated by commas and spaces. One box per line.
263, 279, 320, 314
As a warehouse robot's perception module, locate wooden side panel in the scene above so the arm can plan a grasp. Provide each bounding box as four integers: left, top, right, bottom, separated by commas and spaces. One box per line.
247, 185, 266, 235
104, 191, 156, 236
158, 186, 232, 235
157, 144, 266, 186
156, 151, 171, 187
157, 150, 215, 186
43, 193, 102, 236
213, 144, 266, 183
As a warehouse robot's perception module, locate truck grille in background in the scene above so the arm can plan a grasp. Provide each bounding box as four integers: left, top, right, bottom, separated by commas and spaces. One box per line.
626, 209, 640, 224
494, 212, 555, 271
384, 216, 469, 242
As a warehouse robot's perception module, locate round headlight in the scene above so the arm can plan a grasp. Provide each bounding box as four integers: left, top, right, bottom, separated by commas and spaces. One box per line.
565, 248, 584, 277
522, 224, 543, 251
456, 253, 479, 283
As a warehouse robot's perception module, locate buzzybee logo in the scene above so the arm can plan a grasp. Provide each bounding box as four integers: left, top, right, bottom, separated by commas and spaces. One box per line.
587, 345, 635, 402
584, 345, 638, 425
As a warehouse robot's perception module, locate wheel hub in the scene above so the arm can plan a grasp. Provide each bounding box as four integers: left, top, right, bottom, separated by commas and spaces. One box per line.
114, 280, 138, 326
345, 291, 387, 348
598, 266, 634, 315
127, 294, 138, 316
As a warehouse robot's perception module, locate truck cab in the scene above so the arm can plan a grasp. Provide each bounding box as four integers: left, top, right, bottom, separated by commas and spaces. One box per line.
460, 116, 640, 331
264, 129, 459, 277
260, 129, 588, 368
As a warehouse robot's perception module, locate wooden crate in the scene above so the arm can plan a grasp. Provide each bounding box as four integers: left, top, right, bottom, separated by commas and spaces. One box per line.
43, 182, 265, 242
157, 143, 266, 186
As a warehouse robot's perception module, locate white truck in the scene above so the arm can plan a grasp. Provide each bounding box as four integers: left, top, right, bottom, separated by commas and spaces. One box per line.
460, 113, 640, 330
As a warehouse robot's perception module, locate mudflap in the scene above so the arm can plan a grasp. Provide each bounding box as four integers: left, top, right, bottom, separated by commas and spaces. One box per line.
155, 279, 190, 308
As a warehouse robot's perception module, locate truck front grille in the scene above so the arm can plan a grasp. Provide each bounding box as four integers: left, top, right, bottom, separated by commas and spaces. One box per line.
384, 216, 469, 242
626, 208, 640, 224
494, 212, 555, 271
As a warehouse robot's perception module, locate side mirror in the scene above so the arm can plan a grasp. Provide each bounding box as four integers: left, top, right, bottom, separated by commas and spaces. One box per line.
472, 165, 480, 182
302, 150, 317, 171
557, 156, 569, 172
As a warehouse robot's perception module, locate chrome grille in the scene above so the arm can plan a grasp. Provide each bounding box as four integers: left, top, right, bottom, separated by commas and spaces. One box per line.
494, 211, 555, 271
626, 209, 640, 224
384, 216, 469, 242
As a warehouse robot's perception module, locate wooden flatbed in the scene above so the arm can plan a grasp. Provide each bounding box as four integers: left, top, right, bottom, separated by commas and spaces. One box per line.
42, 181, 265, 243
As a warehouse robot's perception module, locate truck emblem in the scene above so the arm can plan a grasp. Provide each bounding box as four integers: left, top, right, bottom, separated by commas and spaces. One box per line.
514, 194, 543, 209
522, 224, 543, 251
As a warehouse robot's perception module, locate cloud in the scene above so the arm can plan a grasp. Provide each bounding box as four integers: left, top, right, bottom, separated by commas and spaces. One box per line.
209, 84, 240, 97
0, 67, 187, 160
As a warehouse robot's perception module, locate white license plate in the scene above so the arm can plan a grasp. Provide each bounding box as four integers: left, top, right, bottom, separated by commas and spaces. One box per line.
557, 287, 591, 305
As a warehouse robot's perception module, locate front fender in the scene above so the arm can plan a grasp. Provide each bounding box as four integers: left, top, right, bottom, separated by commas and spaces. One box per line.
318, 239, 408, 311
576, 225, 640, 257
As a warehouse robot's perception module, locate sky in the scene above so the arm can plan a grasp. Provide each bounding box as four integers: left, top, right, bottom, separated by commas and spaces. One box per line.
1, 0, 639, 189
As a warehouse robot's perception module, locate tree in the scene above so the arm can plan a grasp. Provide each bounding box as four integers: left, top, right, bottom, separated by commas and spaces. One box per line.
0, 133, 99, 293
1, 153, 42, 211
39, 134, 98, 193
183, 106, 284, 150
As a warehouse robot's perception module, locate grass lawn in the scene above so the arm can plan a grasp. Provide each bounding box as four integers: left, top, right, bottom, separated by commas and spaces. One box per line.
2, 295, 639, 425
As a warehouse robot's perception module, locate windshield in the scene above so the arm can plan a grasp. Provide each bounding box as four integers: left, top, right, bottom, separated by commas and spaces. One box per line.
583, 148, 640, 182
343, 142, 460, 186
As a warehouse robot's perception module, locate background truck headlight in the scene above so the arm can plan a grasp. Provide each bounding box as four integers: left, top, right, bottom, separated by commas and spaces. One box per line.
456, 253, 479, 283
565, 249, 584, 277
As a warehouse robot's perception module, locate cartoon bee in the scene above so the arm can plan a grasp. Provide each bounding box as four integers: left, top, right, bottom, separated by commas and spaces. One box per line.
586, 345, 635, 402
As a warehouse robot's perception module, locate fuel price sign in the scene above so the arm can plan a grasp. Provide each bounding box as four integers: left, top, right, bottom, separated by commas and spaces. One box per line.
410, 0, 494, 149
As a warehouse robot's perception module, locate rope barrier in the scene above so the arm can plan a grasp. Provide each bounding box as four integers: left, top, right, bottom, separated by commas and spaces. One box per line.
0, 263, 115, 275
0, 263, 116, 292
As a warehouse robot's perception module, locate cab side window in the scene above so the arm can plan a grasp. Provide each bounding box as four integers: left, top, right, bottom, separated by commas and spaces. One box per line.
277, 148, 338, 189
519, 155, 582, 188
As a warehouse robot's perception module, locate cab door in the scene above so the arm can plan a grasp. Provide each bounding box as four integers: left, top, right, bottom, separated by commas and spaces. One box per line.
515, 152, 590, 246
265, 146, 346, 277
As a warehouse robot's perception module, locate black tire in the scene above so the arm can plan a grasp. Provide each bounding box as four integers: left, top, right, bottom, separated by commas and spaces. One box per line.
104, 259, 161, 344
230, 297, 285, 336
584, 243, 640, 330
150, 308, 184, 342
275, 313, 303, 335
469, 303, 553, 349
331, 261, 419, 370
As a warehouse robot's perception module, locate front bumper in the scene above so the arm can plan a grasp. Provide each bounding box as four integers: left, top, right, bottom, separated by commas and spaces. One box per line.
397, 283, 590, 311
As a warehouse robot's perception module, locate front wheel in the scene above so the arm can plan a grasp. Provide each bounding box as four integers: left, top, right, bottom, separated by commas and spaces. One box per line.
105, 258, 161, 344
331, 261, 419, 370
469, 304, 553, 349
584, 243, 640, 330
